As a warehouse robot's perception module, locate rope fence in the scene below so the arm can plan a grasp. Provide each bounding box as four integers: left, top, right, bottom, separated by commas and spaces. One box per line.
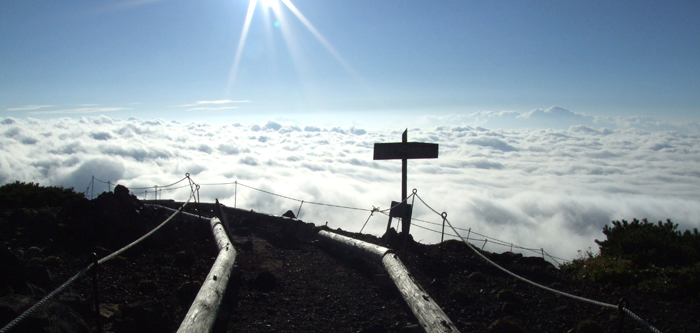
412, 193, 663, 333
84, 176, 571, 264
0, 175, 198, 333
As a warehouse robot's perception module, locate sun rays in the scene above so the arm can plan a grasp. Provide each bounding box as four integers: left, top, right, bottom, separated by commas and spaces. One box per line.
226, 0, 357, 94
228, 0, 258, 90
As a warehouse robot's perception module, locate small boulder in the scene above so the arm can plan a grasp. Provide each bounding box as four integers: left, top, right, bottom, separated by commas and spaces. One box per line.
25, 246, 43, 259
0, 247, 25, 287
577, 320, 604, 333
490, 251, 523, 263
467, 271, 487, 283
450, 289, 471, 306
487, 318, 524, 333
137, 280, 158, 295
42, 256, 64, 266
518, 255, 554, 269
241, 240, 254, 251
176, 281, 200, 304
361, 323, 386, 333
26, 264, 52, 289
496, 289, 518, 302
174, 251, 194, 267
501, 301, 521, 314
251, 270, 277, 292
381, 227, 399, 245
120, 300, 170, 333
114, 184, 130, 199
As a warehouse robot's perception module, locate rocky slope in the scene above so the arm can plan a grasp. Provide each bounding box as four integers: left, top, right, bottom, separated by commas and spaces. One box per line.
0, 189, 697, 332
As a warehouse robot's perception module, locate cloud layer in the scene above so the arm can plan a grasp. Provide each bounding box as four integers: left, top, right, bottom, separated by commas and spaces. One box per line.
2, 115, 700, 261
422, 106, 700, 133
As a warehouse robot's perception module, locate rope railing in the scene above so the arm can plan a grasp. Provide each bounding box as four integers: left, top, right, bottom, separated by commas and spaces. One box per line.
87, 176, 569, 263
94, 175, 189, 191
32, 174, 666, 332
235, 181, 378, 212
408, 217, 570, 263
412, 193, 663, 333
0, 175, 198, 333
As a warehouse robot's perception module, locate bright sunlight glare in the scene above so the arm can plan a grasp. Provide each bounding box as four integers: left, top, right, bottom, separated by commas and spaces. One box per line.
227, 0, 257, 92
260, 0, 278, 9
227, 0, 358, 95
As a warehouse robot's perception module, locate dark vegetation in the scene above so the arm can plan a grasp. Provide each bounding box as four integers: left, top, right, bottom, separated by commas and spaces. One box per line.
1, 182, 699, 332
0, 181, 84, 210
563, 218, 700, 298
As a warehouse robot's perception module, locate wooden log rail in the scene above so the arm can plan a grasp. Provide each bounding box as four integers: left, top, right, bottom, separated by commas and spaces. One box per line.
317, 230, 460, 333
154, 205, 238, 332
169, 214, 237, 333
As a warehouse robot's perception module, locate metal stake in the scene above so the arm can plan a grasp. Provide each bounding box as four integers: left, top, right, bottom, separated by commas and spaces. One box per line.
296, 200, 304, 219
618, 298, 626, 333
439, 212, 448, 259
91, 253, 102, 333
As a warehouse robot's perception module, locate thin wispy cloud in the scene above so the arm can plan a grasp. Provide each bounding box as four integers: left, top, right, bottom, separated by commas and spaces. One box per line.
171, 100, 251, 108
28, 107, 128, 115
7, 105, 55, 111
186, 106, 239, 111
93, 0, 166, 14
422, 106, 700, 133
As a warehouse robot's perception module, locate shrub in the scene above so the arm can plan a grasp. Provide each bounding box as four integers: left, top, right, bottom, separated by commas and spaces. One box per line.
0, 181, 85, 209
564, 218, 700, 298
595, 218, 700, 268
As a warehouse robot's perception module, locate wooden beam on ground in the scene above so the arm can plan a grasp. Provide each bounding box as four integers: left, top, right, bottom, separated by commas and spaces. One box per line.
317, 230, 391, 263
214, 199, 234, 240
316, 230, 459, 333
176, 217, 237, 333
383, 252, 459, 333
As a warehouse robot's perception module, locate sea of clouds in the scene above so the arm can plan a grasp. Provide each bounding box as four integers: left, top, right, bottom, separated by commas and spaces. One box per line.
2, 114, 700, 262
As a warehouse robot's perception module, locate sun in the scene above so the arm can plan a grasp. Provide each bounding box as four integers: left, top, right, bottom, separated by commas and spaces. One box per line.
227, 0, 357, 91
260, 0, 277, 9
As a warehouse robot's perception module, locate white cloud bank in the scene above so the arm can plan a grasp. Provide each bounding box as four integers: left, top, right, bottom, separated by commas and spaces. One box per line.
2, 115, 700, 262
422, 106, 700, 133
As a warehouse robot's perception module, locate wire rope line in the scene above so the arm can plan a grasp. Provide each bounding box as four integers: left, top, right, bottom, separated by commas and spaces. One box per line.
236, 182, 303, 202
414, 194, 663, 333
158, 184, 193, 192
377, 193, 416, 214
98, 191, 194, 265
0, 265, 92, 333
411, 194, 569, 262
0, 178, 197, 333
92, 175, 189, 190
359, 207, 380, 233
235, 181, 378, 212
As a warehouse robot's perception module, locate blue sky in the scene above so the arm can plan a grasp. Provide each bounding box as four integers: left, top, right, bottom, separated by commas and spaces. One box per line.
2, 0, 698, 127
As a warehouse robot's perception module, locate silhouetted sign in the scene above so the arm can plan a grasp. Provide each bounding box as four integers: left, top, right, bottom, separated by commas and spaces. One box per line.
373, 142, 439, 160
373, 129, 438, 236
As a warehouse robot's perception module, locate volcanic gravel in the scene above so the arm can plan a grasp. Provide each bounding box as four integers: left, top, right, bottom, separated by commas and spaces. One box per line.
1, 193, 698, 333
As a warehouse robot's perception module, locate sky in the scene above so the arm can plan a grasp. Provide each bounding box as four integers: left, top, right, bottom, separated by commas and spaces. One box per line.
2, 1, 700, 261
1, 0, 699, 126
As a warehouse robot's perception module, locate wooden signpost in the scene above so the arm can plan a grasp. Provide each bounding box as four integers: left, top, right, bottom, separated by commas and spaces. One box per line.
374, 129, 439, 235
